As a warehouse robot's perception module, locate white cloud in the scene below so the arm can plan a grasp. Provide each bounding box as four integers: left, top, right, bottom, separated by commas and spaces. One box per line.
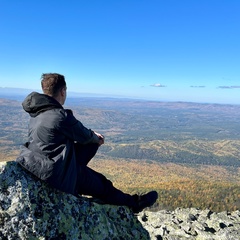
218, 86, 240, 89
150, 83, 166, 87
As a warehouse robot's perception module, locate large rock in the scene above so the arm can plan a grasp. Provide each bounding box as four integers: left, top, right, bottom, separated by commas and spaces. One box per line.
0, 161, 150, 240
1, 161, 240, 240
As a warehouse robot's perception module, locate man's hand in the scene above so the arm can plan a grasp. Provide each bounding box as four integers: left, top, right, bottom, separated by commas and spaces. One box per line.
94, 131, 105, 146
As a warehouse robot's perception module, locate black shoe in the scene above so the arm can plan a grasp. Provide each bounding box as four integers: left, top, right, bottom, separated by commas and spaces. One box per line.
132, 191, 158, 213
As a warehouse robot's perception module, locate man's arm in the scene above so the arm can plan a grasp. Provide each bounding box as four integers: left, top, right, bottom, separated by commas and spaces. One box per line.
59, 109, 104, 145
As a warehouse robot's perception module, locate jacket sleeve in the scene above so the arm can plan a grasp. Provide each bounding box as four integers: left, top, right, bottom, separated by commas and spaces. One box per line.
58, 109, 100, 144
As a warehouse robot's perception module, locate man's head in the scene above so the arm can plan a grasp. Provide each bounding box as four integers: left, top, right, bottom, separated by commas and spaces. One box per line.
41, 73, 67, 105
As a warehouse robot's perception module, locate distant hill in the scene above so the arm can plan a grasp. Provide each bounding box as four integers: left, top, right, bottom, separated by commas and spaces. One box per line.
0, 87, 128, 101
0, 87, 34, 101
1, 95, 240, 166
1, 96, 240, 212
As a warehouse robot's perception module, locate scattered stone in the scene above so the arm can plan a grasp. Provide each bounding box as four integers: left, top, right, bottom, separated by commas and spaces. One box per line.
138, 208, 240, 239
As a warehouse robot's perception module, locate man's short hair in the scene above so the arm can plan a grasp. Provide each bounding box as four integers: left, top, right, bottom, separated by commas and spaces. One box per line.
41, 73, 66, 97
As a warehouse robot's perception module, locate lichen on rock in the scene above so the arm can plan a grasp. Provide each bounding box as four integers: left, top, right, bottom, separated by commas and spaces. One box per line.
1, 161, 239, 240
0, 161, 150, 240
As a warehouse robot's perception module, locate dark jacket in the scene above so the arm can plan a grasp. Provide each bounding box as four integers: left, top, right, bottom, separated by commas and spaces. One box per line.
16, 92, 99, 195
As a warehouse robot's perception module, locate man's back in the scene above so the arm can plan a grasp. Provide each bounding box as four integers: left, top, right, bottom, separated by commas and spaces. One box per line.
17, 92, 79, 194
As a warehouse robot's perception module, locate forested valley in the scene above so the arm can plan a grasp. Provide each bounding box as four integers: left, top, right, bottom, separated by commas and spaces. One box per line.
1, 96, 240, 212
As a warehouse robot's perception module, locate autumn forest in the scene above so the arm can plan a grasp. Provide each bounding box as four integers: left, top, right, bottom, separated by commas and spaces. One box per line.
0, 96, 240, 212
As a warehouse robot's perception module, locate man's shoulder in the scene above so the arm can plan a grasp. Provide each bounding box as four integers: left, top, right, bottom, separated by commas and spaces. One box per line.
65, 109, 73, 115
39, 108, 77, 127
55, 108, 77, 125
38, 108, 68, 122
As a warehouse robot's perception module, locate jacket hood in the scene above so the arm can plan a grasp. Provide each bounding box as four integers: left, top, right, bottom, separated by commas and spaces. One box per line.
22, 92, 63, 117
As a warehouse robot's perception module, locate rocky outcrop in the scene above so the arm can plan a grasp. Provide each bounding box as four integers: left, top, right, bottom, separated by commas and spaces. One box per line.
138, 206, 240, 239
0, 161, 240, 240
0, 161, 149, 239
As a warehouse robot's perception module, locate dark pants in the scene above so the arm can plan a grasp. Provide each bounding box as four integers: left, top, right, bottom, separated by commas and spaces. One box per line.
74, 143, 136, 208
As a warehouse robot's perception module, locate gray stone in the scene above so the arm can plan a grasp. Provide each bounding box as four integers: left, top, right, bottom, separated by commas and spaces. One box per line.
0, 161, 150, 240
138, 208, 240, 240
1, 161, 240, 240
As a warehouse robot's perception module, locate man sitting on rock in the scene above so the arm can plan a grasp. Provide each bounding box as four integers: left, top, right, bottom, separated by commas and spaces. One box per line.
16, 73, 158, 213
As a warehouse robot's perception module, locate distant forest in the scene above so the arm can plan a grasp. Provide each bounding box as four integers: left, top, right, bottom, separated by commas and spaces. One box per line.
1, 96, 240, 212
69, 98, 240, 167
1, 96, 240, 167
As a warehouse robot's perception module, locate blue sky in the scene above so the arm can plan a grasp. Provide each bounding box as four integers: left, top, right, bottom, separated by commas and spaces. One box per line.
0, 0, 240, 104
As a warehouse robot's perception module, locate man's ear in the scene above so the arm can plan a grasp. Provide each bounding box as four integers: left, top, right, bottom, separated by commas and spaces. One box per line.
60, 88, 65, 97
